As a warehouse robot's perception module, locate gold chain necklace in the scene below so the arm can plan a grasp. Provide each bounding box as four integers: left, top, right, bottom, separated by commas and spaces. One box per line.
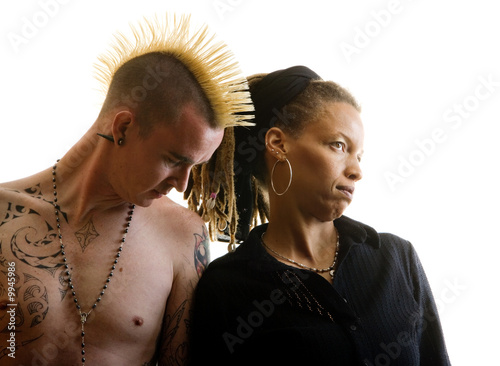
52, 160, 135, 365
261, 231, 340, 279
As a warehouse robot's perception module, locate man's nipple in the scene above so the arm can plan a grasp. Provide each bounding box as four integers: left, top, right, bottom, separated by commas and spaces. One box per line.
133, 316, 144, 326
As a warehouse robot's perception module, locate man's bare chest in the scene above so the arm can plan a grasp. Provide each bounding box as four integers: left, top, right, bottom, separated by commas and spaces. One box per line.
0, 193, 173, 362
2, 235, 172, 364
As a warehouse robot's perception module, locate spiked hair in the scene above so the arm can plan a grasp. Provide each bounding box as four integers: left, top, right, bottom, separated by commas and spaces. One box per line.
94, 13, 253, 127
95, 14, 254, 243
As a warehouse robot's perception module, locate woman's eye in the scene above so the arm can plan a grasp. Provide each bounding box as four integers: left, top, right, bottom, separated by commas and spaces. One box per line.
331, 141, 345, 151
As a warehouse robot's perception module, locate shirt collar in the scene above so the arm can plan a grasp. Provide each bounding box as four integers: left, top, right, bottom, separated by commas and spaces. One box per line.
334, 215, 380, 249
238, 215, 380, 272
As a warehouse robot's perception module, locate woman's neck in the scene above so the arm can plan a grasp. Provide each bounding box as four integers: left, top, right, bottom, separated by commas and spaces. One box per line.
263, 217, 338, 267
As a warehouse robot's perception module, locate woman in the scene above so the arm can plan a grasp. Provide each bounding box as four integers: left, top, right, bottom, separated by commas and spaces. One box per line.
189, 66, 450, 365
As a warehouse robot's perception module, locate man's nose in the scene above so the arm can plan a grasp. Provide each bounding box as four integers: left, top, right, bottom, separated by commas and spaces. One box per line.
171, 166, 191, 193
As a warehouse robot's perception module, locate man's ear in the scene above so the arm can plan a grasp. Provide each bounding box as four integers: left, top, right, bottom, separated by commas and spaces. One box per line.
265, 127, 288, 160
111, 110, 134, 144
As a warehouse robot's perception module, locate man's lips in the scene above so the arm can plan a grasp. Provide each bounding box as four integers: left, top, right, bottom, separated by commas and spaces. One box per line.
153, 188, 171, 198
337, 186, 355, 200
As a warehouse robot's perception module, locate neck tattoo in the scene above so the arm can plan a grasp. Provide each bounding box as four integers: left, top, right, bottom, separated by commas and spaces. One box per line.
261, 230, 340, 280
52, 160, 135, 365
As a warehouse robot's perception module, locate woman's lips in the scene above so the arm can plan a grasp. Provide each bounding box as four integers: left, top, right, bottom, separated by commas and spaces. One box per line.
337, 186, 355, 200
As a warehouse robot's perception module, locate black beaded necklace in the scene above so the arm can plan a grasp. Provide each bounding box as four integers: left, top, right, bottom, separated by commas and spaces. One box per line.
51, 160, 135, 365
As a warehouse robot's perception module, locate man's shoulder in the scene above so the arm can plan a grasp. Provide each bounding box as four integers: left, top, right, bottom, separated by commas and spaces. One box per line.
0, 171, 49, 198
146, 196, 207, 250
0, 179, 25, 196
152, 196, 204, 229
147, 197, 209, 282
0, 176, 50, 214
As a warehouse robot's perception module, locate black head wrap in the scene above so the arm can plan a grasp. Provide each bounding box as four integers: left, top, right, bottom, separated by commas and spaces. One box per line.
233, 65, 322, 240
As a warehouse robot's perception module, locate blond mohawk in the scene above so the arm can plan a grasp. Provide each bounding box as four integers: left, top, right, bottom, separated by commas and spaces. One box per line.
95, 14, 254, 246
94, 13, 254, 127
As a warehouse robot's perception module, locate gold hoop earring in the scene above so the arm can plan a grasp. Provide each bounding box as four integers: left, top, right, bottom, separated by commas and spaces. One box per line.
271, 157, 292, 196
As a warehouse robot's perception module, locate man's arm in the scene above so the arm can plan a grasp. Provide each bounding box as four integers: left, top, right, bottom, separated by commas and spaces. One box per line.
0, 186, 57, 363
157, 224, 210, 366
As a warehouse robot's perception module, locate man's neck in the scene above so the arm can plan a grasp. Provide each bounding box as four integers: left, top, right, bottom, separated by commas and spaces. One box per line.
54, 131, 129, 226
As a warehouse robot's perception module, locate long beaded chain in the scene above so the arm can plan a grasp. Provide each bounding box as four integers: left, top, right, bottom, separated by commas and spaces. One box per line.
51, 160, 135, 365
261, 231, 340, 279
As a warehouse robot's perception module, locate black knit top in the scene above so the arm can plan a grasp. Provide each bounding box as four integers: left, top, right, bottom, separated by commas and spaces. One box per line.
190, 216, 451, 365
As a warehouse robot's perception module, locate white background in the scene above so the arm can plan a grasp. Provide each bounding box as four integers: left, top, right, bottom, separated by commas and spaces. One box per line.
1, 0, 499, 364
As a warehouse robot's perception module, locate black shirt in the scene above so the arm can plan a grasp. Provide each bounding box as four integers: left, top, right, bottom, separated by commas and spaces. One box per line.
190, 216, 451, 365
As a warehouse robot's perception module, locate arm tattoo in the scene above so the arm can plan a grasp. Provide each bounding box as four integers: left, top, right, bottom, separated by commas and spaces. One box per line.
23, 184, 44, 200
193, 226, 209, 278
1, 189, 65, 275
18, 272, 49, 328
0, 202, 40, 228
0, 269, 49, 329
0, 184, 45, 228
8, 215, 61, 274
159, 300, 188, 365
0, 201, 68, 300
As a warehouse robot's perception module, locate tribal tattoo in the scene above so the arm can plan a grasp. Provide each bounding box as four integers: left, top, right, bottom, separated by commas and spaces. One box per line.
6, 209, 62, 275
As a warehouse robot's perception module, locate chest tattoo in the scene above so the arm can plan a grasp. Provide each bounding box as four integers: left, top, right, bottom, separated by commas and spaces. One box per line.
74, 218, 100, 252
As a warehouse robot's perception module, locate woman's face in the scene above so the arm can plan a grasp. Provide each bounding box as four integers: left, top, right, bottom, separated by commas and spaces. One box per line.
283, 101, 364, 222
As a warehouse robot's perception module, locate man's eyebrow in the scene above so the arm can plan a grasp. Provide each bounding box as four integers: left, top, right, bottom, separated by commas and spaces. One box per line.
170, 151, 210, 166
170, 151, 195, 165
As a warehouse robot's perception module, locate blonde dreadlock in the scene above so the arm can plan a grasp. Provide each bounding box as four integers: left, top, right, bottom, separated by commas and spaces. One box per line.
185, 127, 240, 244
95, 13, 254, 243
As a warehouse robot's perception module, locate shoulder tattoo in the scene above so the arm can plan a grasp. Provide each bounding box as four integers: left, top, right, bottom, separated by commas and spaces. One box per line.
193, 226, 209, 278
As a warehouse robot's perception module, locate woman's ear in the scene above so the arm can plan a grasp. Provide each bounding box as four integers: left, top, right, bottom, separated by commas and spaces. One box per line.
111, 110, 134, 145
265, 127, 288, 160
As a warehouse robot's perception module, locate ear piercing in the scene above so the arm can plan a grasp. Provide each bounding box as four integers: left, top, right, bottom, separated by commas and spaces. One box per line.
97, 133, 124, 146
97, 133, 115, 143
266, 143, 279, 154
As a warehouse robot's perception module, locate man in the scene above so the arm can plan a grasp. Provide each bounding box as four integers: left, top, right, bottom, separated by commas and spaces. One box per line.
0, 14, 252, 365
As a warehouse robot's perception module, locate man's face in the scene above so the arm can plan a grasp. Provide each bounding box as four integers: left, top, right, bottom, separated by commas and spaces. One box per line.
112, 104, 224, 207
